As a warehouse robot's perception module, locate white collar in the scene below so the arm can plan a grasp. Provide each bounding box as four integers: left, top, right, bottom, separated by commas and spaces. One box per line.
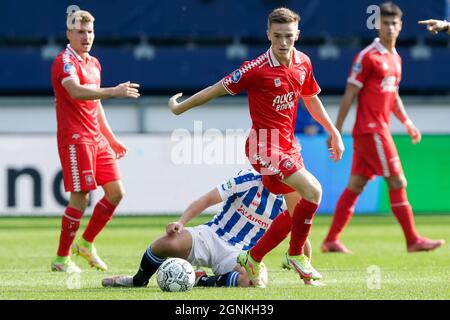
267, 47, 301, 67
66, 44, 91, 61
373, 38, 397, 55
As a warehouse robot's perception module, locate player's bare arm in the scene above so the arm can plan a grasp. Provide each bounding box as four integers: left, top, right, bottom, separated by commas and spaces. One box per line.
166, 188, 222, 235
335, 83, 360, 132
325, 82, 360, 149
302, 95, 345, 161
168, 81, 228, 115
418, 19, 450, 35
394, 94, 422, 144
62, 79, 140, 100
98, 102, 128, 158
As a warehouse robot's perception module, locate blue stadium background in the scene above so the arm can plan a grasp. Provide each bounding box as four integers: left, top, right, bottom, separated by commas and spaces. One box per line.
1, 0, 449, 94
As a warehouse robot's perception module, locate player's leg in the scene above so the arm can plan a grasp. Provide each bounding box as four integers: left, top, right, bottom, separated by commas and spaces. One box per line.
243, 191, 318, 284
52, 144, 96, 272
377, 133, 444, 252
200, 242, 267, 288
72, 180, 124, 271
321, 174, 369, 253
75, 141, 124, 271
248, 210, 292, 262
102, 230, 193, 287
281, 168, 322, 280
82, 140, 124, 244
51, 191, 89, 272
81, 180, 124, 243
195, 266, 249, 288
323, 134, 379, 253
386, 174, 444, 252
133, 230, 193, 286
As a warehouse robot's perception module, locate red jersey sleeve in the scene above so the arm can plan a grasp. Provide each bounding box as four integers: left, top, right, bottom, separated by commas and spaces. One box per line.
347, 53, 372, 88
221, 61, 258, 95
301, 59, 321, 97
93, 57, 102, 85
54, 56, 79, 85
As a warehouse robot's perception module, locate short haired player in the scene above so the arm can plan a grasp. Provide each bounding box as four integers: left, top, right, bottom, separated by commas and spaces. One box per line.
167, 8, 344, 286
50, 10, 140, 272
321, 2, 444, 254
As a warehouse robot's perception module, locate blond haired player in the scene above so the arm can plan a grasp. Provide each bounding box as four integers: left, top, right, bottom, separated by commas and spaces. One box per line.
50, 9, 140, 272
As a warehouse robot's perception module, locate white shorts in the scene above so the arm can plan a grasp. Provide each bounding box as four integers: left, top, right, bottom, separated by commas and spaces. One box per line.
186, 224, 241, 275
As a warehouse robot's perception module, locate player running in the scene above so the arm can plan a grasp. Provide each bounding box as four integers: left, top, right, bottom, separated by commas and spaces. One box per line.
167, 8, 344, 286
50, 9, 140, 273
321, 2, 445, 254
102, 169, 320, 288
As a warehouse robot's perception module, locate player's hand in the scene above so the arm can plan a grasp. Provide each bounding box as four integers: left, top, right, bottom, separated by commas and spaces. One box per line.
326, 135, 332, 149
110, 139, 128, 159
166, 221, 184, 235
114, 81, 140, 98
418, 19, 448, 35
328, 131, 345, 162
168, 92, 183, 115
405, 120, 422, 144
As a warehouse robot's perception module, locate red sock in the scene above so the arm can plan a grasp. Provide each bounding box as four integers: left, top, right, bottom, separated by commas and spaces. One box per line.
389, 188, 419, 245
325, 188, 360, 242
57, 207, 84, 257
288, 199, 319, 256
82, 197, 117, 243
250, 210, 291, 262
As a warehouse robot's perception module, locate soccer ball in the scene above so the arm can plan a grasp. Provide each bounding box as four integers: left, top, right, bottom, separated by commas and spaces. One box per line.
156, 258, 195, 292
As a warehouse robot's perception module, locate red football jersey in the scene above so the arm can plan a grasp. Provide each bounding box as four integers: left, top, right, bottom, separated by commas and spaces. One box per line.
51, 44, 102, 147
347, 38, 402, 136
222, 47, 321, 152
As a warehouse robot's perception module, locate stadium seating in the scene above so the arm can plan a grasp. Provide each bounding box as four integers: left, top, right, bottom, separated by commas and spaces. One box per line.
1, 46, 449, 93
0, 0, 448, 93
2, 0, 447, 40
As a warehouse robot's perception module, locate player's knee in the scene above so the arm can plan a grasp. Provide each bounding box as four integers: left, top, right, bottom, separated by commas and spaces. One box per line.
303, 183, 322, 203
69, 192, 89, 211
349, 180, 367, 194
350, 184, 365, 194
153, 238, 173, 253
389, 176, 407, 190
105, 188, 125, 206
151, 237, 180, 257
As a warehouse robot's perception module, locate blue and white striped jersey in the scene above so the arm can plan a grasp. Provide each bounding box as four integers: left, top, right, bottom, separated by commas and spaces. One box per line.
206, 169, 287, 250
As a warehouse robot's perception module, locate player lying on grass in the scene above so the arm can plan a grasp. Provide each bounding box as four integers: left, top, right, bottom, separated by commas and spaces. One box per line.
102, 169, 321, 288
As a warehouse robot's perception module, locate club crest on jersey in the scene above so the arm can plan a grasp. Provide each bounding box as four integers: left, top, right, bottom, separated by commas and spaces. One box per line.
282, 159, 294, 170
231, 69, 242, 83
64, 63, 76, 75
274, 78, 281, 87
299, 72, 306, 85
352, 62, 362, 74
85, 174, 94, 186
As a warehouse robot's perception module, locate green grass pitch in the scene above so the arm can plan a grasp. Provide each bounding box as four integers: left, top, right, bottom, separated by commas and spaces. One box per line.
0, 215, 448, 300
